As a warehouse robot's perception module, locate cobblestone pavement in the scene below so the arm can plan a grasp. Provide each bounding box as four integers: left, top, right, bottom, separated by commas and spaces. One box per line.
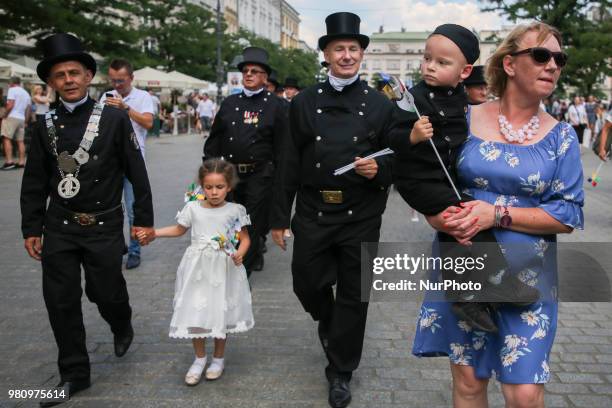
1, 133, 611, 408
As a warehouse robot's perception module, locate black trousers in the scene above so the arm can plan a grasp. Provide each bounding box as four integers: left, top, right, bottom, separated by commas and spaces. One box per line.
231, 167, 274, 276
291, 213, 381, 381
41, 229, 132, 381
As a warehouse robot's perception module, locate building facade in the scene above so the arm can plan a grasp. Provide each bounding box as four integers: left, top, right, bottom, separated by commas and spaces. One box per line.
359, 28, 502, 87
280, 0, 300, 49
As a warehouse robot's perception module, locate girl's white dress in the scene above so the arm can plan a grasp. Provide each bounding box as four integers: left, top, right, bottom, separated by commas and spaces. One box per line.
169, 201, 254, 339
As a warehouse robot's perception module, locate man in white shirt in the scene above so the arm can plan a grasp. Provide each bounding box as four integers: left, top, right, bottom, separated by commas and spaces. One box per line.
196, 93, 215, 135
2, 76, 31, 170
101, 59, 154, 269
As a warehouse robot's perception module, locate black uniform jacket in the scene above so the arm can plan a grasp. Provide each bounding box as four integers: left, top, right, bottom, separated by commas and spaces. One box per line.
21, 97, 154, 237
203, 89, 289, 171
391, 80, 469, 183
271, 79, 410, 228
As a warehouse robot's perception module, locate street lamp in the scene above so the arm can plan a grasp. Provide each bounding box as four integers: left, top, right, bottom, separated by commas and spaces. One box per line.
216, 0, 224, 105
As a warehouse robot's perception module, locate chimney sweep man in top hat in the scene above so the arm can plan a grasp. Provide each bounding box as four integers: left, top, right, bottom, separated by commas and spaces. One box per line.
271, 12, 408, 408
20, 33, 154, 407
204, 46, 289, 276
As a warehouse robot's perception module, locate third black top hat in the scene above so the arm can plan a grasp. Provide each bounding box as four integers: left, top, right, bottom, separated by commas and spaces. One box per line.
318, 12, 370, 51
464, 65, 486, 86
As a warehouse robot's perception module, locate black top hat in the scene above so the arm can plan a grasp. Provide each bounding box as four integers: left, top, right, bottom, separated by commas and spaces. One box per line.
464, 65, 486, 86
283, 77, 300, 89
318, 12, 370, 51
268, 69, 280, 87
237, 47, 272, 75
37, 33, 97, 82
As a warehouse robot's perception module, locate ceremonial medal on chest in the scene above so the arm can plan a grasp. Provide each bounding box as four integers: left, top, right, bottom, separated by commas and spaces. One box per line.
57, 151, 81, 198
45, 102, 104, 200
58, 151, 78, 174
58, 174, 81, 199
243, 111, 260, 124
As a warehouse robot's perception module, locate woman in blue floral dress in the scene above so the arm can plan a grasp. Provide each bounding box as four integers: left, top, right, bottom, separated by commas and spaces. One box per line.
412, 23, 584, 407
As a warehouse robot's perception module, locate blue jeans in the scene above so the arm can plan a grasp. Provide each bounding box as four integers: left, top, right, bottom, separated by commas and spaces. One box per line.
123, 178, 140, 257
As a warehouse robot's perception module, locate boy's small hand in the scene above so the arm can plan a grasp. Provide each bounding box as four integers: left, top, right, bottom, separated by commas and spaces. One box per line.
410, 116, 433, 144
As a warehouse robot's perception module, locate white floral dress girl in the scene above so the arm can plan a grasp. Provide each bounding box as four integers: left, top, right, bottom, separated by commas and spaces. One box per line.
169, 201, 254, 339
412, 121, 584, 383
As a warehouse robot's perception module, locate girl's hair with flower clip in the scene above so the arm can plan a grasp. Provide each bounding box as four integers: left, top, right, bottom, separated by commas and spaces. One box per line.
198, 158, 239, 189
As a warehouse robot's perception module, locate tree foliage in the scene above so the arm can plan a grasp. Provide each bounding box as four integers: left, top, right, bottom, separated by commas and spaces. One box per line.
230, 29, 320, 88
482, 0, 612, 96
0, 0, 320, 86
0, 0, 140, 60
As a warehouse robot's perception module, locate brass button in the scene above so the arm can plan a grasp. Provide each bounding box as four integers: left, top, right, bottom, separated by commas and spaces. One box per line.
444, 136, 451, 142
316, 136, 321, 141
229, 137, 233, 141
229, 154, 233, 158
353, 137, 358, 142
348, 210, 353, 215
364, 90, 368, 94
358, 111, 364, 116
235, 107, 239, 111
315, 163, 321, 168
318, 211, 323, 217
317, 109, 322, 114
318, 89, 323, 94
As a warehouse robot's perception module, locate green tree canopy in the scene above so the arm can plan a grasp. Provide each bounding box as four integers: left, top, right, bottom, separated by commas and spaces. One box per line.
0, 0, 140, 61
483, 0, 612, 97
231, 29, 319, 88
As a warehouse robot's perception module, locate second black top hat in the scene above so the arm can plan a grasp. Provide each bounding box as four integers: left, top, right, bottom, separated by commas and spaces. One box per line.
237, 47, 272, 75
318, 12, 370, 51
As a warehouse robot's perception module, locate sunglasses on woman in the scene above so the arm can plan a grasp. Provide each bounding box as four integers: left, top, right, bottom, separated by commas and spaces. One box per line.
509, 47, 568, 68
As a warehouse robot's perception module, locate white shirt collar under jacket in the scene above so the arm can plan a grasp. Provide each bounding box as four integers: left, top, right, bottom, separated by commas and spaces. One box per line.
60, 95, 89, 113
328, 73, 359, 92
243, 87, 265, 98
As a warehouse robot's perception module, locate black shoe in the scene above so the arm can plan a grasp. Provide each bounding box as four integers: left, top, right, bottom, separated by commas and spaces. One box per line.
485, 274, 540, 306
251, 256, 264, 272
125, 254, 140, 269
328, 377, 351, 408
451, 303, 498, 333
39, 379, 90, 407
1, 162, 16, 170
114, 324, 134, 357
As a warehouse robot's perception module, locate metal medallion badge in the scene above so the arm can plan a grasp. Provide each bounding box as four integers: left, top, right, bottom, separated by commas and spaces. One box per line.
58, 174, 81, 199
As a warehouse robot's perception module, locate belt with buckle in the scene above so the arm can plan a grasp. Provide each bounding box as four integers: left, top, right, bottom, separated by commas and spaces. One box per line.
320, 190, 343, 204
236, 163, 257, 174
50, 203, 123, 226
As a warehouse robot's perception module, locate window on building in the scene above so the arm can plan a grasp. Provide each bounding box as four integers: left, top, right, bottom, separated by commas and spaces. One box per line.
372, 60, 381, 70
388, 60, 400, 70
361, 62, 367, 69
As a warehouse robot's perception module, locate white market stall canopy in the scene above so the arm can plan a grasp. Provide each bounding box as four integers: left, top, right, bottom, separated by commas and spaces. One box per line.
133, 67, 189, 89
0, 57, 41, 83
168, 70, 210, 89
